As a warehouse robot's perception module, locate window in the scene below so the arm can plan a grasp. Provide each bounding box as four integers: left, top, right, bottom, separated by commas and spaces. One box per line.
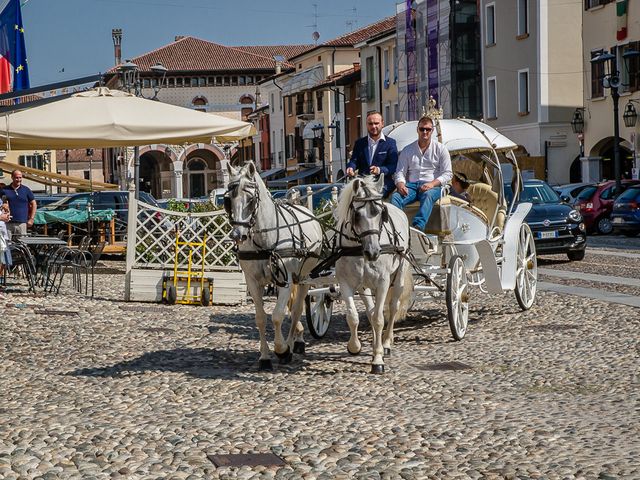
176, 77, 183, 87
517, 0, 528, 37
335, 120, 341, 149
356, 115, 362, 139
216, 76, 223, 86
383, 49, 390, 89
223, 76, 230, 86
18, 154, 44, 170
393, 46, 399, 84
485, 3, 496, 46
394, 103, 399, 122
334, 89, 341, 113
345, 118, 351, 148
231, 76, 238, 86
518, 69, 529, 114
142, 78, 151, 88
279, 92, 283, 111
486, 77, 497, 119
270, 93, 275, 113
198, 77, 205, 87
316, 90, 323, 112
168, 77, 175, 88
591, 50, 605, 98
585, 0, 613, 9
83, 171, 90, 180
238, 76, 246, 86
385, 104, 390, 123
621, 42, 640, 93
287, 96, 293, 115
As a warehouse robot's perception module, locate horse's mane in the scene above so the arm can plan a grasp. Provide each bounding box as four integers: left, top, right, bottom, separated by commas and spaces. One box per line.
334, 176, 381, 224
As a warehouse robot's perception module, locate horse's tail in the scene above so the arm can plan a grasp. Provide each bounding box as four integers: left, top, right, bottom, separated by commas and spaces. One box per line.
384, 260, 414, 323
288, 284, 298, 313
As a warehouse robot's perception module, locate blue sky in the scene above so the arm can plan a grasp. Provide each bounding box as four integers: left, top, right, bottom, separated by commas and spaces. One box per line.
19, 0, 396, 87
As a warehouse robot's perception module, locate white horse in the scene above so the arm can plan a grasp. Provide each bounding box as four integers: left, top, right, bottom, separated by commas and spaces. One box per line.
334, 175, 413, 374
224, 161, 323, 370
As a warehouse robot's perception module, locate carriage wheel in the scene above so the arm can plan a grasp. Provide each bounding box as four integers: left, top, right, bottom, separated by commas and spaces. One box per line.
515, 223, 537, 310
305, 292, 333, 339
446, 255, 469, 341
201, 286, 211, 306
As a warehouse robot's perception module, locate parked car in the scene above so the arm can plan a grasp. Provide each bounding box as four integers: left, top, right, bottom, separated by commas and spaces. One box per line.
33, 193, 67, 207
574, 180, 640, 234
611, 185, 640, 237
40, 190, 159, 237
506, 179, 587, 261
552, 182, 593, 204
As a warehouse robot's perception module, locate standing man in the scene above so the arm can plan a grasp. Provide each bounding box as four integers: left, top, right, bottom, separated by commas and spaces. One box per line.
346, 111, 398, 197
1, 170, 36, 239
391, 116, 452, 230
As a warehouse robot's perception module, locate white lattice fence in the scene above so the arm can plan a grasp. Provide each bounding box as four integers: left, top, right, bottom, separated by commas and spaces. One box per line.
124, 192, 245, 304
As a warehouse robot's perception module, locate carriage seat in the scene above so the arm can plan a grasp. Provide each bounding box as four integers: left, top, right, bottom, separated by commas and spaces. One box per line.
403, 193, 489, 236
466, 183, 506, 231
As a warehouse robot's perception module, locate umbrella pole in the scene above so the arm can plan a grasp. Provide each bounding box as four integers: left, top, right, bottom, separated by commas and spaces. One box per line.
134, 146, 140, 200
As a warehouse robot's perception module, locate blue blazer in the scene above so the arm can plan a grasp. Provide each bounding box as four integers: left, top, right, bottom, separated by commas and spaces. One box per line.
346, 136, 398, 194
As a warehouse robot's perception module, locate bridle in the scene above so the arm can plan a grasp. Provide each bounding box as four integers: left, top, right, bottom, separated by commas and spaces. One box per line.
224, 179, 259, 229
349, 194, 389, 239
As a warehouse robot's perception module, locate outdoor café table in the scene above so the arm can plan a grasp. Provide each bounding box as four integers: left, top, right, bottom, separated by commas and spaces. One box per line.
17, 236, 68, 283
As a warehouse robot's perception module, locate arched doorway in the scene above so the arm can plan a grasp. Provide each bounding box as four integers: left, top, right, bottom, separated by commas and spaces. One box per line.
591, 137, 633, 181
188, 158, 207, 197
138, 147, 175, 199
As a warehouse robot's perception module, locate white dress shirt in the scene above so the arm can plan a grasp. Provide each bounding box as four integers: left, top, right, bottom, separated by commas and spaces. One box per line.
394, 139, 453, 186
367, 133, 385, 164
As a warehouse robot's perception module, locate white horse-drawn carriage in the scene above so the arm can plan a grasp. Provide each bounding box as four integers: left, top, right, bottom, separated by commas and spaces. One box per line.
224, 116, 537, 374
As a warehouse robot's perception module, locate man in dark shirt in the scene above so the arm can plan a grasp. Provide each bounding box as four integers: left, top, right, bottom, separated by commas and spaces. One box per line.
2, 170, 36, 239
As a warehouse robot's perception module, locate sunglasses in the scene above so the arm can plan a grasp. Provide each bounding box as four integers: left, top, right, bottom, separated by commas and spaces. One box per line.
418, 127, 433, 132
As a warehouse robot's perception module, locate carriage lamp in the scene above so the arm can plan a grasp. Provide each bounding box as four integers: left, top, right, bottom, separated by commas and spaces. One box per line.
570, 108, 584, 134
623, 100, 640, 128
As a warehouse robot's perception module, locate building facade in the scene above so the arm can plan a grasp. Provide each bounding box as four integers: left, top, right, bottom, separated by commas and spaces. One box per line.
480, 0, 583, 184
581, 0, 640, 182
106, 37, 310, 198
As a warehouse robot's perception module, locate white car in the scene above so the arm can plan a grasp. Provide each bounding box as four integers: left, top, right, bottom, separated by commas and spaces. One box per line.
553, 182, 593, 204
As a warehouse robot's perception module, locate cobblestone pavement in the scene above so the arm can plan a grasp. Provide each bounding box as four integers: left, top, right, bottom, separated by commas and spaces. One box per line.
1, 251, 639, 480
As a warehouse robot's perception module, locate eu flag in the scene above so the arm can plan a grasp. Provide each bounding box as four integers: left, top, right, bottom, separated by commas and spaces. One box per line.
0, 0, 30, 94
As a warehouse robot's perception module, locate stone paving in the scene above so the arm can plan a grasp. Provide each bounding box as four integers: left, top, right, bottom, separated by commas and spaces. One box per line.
1, 252, 639, 479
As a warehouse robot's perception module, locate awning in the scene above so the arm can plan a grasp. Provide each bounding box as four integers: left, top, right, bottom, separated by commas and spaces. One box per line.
259, 167, 285, 179
302, 121, 323, 140
281, 65, 325, 97
267, 167, 322, 188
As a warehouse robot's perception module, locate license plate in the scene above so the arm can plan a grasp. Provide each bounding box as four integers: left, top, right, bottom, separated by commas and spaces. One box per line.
537, 230, 557, 239
612, 217, 623, 224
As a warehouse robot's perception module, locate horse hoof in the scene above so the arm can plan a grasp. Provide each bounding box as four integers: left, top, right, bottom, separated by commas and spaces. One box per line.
371, 364, 385, 374
275, 347, 291, 360
259, 359, 273, 371
384, 348, 391, 356
293, 341, 305, 355
347, 346, 361, 356
278, 351, 293, 364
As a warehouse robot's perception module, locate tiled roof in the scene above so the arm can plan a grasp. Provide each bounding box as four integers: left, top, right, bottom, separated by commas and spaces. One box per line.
316, 65, 361, 88
290, 15, 397, 60
235, 45, 313, 61
322, 16, 396, 46
112, 37, 312, 73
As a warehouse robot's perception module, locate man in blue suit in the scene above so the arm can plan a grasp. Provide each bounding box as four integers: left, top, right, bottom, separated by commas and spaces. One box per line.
346, 111, 398, 197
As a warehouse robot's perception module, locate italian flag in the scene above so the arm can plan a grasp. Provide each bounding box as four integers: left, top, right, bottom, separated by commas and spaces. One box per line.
617, 0, 628, 41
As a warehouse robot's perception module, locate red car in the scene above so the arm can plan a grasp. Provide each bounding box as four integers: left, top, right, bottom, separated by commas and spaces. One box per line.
574, 180, 640, 234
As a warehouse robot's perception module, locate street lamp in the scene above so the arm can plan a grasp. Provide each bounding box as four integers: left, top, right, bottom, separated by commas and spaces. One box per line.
311, 124, 327, 183
622, 100, 640, 128
117, 60, 168, 199
590, 52, 623, 192
570, 108, 584, 134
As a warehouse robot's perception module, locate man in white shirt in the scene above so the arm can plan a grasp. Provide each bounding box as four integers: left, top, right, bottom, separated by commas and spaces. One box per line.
391, 116, 453, 230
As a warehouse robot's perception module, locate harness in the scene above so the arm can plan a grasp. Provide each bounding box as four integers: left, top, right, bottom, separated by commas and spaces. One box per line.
224, 180, 321, 287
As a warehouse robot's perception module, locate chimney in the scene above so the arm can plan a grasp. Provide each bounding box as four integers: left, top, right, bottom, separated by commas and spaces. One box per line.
112, 28, 122, 66
175, 35, 185, 42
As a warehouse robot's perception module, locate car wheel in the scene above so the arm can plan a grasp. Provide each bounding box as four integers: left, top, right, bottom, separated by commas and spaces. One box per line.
596, 217, 613, 235
567, 250, 585, 261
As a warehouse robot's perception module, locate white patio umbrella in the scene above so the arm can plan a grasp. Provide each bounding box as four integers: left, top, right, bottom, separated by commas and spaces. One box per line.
0, 87, 255, 150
